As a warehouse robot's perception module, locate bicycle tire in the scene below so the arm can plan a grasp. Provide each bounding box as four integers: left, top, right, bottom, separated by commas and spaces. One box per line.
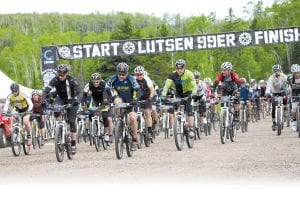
22, 133, 30, 155
92, 122, 101, 152
186, 131, 194, 149
144, 129, 151, 147
32, 124, 38, 150
174, 117, 184, 151
55, 126, 64, 162
125, 133, 133, 157
115, 120, 124, 160
230, 121, 236, 142
220, 112, 226, 144
76, 123, 83, 144
11, 127, 21, 157
276, 108, 282, 136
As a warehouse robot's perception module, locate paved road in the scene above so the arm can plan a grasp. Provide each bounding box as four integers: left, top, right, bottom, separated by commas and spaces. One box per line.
0, 116, 300, 187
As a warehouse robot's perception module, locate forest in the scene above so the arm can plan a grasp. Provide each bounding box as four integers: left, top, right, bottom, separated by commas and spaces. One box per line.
0, 0, 299, 89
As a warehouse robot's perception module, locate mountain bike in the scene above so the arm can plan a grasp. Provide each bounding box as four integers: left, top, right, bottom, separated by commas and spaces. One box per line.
30, 113, 44, 149
89, 105, 109, 152
136, 100, 151, 148
114, 102, 134, 160
219, 96, 237, 144
51, 104, 74, 162
274, 96, 284, 136
9, 112, 31, 156
172, 97, 194, 151
45, 110, 55, 140
76, 110, 90, 144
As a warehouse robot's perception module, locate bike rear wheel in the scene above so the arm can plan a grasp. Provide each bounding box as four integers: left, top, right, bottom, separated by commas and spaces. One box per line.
55, 126, 64, 162
22, 134, 30, 155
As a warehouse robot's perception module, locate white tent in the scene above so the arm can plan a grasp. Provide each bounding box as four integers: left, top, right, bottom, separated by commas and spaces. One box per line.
0, 70, 35, 100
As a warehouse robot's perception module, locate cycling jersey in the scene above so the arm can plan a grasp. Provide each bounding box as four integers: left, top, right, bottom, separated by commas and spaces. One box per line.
82, 80, 109, 107
31, 96, 48, 114
213, 71, 240, 95
239, 86, 249, 101
43, 75, 80, 104
136, 76, 153, 100
3, 92, 33, 113
287, 74, 300, 97
266, 73, 288, 95
162, 69, 197, 97
106, 74, 141, 102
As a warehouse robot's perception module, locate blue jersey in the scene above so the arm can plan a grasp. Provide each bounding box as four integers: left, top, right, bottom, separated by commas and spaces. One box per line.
106, 74, 140, 102
239, 86, 249, 101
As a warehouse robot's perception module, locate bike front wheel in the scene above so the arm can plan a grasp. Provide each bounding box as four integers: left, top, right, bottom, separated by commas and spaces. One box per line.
55, 126, 64, 162
114, 120, 124, 160
174, 117, 184, 151
11, 127, 21, 157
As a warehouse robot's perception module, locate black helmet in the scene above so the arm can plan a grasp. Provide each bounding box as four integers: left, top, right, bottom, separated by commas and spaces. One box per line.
91, 73, 101, 80
193, 71, 200, 79
116, 62, 129, 73
10, 83, 19, 92
57, 64, 69, 74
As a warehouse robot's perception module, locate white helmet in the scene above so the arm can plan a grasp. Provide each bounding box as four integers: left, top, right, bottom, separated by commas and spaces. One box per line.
291, 64, 300, 73
203, 77, 212, 84
134, 65, 145, 74
221, 62, 232, 70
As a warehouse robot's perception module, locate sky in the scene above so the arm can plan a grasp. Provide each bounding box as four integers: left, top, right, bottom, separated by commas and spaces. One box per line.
0, 0, 276, 19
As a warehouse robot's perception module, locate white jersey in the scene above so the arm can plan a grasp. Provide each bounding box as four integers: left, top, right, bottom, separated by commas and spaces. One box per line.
266, 73, 287, 94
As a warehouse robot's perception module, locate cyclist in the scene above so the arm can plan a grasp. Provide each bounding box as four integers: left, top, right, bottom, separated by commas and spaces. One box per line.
287, 64, 300, 131
193, 71, 207, 132
134, 66, 155, 138
30, 90, 48, 146
204, 77, 218, 119
106, 62, 141, 151
239, 78, 251, 120
82, 72, 113, 144
3, 83, 33, 146
43, 64, 80, 154
212, 62, 241, 122
161, 59, 197, 138
265, 64, 288, 131
258, 80, 267, 97
249, 79, 260, 120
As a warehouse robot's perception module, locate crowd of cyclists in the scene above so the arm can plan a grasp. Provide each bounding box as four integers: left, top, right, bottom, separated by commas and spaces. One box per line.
1, 58, 300, 160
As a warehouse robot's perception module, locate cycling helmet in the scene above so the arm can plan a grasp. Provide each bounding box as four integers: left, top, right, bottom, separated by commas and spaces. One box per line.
91, 73, 101, 80
134, 65, 145, 74
32, 90, 42, 96
272, 64, 281, 72
10, 83, 19, 92
116, 62, 129, 72
204, 77, 212, 84
221, 62, 233, 70
291, 64, 300, 73
259, 80, 265, 84
193, 71, 200, 79
57, 64, 69, 74
175, 59, 186, 68
240, 78, 246, 84
250, 79, 256, 83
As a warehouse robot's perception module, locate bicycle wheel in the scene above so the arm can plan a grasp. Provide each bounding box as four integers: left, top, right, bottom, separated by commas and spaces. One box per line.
186, 129, 194, 149
230, 121, 237, 142
32, 124, 38, 150
55, 126, 64, 162
125, 131, 133, 157
174, 117, 184, 151
212, 113, 220, 132
276, 108, 282, 136
144, 129, 151, 147
219, 112, 227, 144
262, 104, 267, 119
65, 135, 73, 160
22, 133, 31, 155
11, 127, 21, 157
92, 122, 101, 152
115, 120, 124, 160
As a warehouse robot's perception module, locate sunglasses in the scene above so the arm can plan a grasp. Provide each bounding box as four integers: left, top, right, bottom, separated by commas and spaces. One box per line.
135, 73, 143, 76
118, 73, 127, 77
59, 73, 66, 77
92, 81, 100, 84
